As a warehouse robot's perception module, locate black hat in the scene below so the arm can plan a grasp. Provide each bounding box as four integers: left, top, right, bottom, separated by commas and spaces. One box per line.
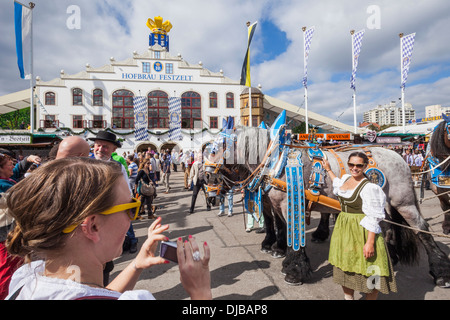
88, 130, 121, 147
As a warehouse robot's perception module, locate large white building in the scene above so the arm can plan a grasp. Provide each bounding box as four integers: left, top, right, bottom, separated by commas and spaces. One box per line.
1, 16, 361, 156
34, 45, 244, 153
363, 101, 415, 126
425, 104, 450, 118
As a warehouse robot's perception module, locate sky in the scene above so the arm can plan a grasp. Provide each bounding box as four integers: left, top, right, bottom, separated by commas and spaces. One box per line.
1, 0, 450, 126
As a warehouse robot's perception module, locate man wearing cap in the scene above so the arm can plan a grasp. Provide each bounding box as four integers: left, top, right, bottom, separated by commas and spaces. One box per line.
88, 131, 138, 285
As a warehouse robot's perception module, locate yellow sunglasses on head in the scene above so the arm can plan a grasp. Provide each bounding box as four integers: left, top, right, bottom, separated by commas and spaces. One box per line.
63, 198, 141, 234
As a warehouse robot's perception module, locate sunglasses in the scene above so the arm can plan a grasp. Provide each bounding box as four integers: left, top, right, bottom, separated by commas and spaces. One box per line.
63, 198, 141, 234
347, 162, 365, 169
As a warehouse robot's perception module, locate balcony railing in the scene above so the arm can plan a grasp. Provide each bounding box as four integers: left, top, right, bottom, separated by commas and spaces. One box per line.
40, 119, 59, 129
89, 120, 107, 129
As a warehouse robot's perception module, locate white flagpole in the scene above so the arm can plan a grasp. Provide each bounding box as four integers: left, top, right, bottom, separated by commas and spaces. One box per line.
400, 33, 405, 134
302, 27, 308, 134
246, 21, 253, 128
30, 2, 35, 134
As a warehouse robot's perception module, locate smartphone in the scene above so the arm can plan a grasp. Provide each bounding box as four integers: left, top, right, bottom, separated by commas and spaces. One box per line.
160, 241, 178, 263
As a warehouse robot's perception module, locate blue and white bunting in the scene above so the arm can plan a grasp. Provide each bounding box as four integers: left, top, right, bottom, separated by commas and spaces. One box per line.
350, 29, 365, 90
14, 1, 32, 80
133, 96, 149, 141
169, 97, 182, 141
401, 33, 416, 89
302, 27, 315, 88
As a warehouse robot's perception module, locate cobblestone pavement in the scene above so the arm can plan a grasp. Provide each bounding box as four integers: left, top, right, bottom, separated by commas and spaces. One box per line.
111, 171, 450, 300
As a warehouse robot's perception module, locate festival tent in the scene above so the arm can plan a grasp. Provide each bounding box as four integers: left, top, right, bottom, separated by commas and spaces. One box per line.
0, 89, 30, 114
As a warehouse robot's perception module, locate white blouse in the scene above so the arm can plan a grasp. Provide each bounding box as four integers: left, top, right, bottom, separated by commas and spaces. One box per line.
6, 260, 155, 300
332, 174, 386, 234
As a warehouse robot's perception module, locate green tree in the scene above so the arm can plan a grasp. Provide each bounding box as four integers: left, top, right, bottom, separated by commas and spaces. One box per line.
0, 108, 30, 129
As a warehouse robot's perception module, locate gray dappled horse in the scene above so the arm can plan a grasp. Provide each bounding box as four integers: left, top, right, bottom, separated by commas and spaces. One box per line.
425, 116, 450, 235
205, 126, 450, 287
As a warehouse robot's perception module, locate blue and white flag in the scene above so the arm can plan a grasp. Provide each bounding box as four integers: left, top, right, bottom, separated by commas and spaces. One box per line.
401, 33, 416, 89
133, 96, 149, 141
169, 97, 182, 141
350, 29, 365, 90
302, 27, 315, 88
14, 1, 32, 80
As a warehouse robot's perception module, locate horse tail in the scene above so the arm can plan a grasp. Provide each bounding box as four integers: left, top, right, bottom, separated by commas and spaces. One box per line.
383, 203, 420, 266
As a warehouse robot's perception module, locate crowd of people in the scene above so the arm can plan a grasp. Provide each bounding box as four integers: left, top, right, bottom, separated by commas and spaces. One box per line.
382, 144, 426, 187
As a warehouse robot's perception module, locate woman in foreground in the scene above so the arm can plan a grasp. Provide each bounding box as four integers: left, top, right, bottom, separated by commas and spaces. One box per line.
5, 157, 211, 300
323, 152, 397, 300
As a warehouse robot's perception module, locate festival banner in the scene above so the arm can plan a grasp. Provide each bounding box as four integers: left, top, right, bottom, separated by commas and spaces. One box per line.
169, 97, 182, 141
133, 96, 149, 141
350, 29, 365, 90
240, 21, 257, 87
14, 1, 32, 79
302, 26, 315, 88
401, 33, 416, 88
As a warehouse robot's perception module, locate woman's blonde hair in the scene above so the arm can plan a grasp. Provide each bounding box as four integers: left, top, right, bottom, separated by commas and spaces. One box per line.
138, 158, 150, 171
6, 157, 123, 262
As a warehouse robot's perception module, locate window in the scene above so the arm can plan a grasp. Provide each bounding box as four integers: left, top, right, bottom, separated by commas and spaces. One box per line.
73, 115, 84, 129
226, 92, 234, 108
209, 92, 217, 108
72, 88, 83, 106
45, 92, 55, 105
93, 89, 103, 106
154, 51, 161, 59
42, 115, 58, 129
148, 90, 169, 129
181, 91, 201, 129
142, 62, 151, 73
112, 90, 134, 129
166, 63, 173, 74
210, 116, 218, 129
91, 115, 105, 129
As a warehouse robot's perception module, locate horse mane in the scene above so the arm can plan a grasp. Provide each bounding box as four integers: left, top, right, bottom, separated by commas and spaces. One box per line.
429, 121, 450, 161
235, 126, 269, 165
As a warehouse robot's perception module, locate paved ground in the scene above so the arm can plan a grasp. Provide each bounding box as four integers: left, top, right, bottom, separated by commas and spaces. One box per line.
111, 171, 450, 300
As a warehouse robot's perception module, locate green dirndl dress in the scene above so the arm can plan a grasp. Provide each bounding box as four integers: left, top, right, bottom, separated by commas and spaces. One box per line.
328, 178, 397, 294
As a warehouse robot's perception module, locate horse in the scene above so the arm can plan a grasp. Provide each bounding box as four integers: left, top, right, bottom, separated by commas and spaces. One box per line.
205, 126, 450, 288
425, 115, 450, 235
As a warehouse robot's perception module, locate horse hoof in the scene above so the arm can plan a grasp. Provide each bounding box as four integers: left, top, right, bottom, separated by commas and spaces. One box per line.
435, 277, 450, 288
284, 274, 303, 286
260, 248, 272, 254
271, 251, 286, 259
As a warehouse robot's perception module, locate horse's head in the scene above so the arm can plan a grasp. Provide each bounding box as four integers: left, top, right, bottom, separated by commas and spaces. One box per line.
203, 130, 238, 206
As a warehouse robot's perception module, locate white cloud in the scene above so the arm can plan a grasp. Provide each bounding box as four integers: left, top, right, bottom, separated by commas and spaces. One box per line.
2, 0, 450, 126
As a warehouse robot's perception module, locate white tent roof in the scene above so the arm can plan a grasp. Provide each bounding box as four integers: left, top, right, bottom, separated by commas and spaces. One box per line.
380, 120, 441, 135
263, 95, 363, 134
0, 89, 30, 114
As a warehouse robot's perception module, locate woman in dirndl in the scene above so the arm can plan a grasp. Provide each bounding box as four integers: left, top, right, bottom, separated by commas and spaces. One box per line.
323, 152, 397, 300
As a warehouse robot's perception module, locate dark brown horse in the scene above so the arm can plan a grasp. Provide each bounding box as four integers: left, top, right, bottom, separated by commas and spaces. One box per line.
425, 117, 450, 235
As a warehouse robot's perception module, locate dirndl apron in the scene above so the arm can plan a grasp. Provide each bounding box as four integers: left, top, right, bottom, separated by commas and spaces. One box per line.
328, 179, 397, 294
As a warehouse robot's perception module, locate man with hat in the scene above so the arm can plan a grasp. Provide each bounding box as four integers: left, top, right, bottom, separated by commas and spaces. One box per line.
89, 130, 122, 160
88, 130, 138, 285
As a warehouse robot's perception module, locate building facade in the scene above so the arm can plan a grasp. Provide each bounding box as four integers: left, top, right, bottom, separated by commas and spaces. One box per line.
363, 101, 415, 126
34, 44, 246, 154
425, 104, 450, 118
